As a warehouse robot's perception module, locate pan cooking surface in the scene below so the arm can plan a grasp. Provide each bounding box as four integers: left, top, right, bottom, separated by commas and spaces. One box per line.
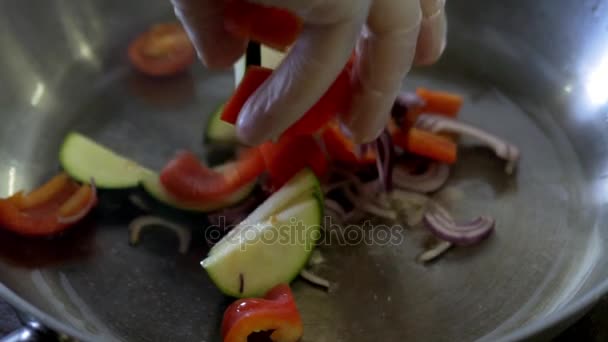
1, 1, 607, 341
0, 66, 600, 342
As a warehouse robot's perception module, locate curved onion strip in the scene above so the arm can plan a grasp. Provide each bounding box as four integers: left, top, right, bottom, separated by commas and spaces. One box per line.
416, 114, 520, 174
129, 216, 192, 254
417, 240, 453, 263
374, 130, 395, 192
300, 269, 330, 290
423, 210, 495, 246
393, 162, 450, 193
57, 179, 98, 224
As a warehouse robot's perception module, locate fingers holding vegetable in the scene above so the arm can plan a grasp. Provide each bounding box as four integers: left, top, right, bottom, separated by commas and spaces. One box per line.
233, 0, 370, 145
170, 0, 448, 145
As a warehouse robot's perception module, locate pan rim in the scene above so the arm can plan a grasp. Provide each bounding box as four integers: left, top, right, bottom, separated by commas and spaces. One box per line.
1, 276, 608, 341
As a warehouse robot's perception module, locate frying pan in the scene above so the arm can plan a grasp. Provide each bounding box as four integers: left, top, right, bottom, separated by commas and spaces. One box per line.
1, 0, 608, 341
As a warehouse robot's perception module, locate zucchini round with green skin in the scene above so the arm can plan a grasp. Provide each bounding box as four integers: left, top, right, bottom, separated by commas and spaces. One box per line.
60, 132, 150, 189
202, 169, 323, 298
140, 168, 256, 213
205, 104, 238, 144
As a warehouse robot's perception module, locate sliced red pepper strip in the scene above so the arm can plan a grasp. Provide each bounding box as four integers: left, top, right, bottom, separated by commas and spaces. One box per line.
260, 135, 328, 189
281, 67, 352, 138
221, 66, 273, 125
221, 284, 303, 342
393, 127, 457, 164
416, 88, 463, 117
221, 64, 352, 139
0, 173, 97, 237
19, 173, 70, 210
321, 122, 376, 165
160, 149, 265, 202
224, 0, 303, 51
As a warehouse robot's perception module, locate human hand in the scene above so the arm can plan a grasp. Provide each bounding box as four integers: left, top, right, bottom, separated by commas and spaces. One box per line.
172, 0, 447, 144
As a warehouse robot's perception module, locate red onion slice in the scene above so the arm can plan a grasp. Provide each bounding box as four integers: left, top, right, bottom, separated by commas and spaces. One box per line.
423, 204, 495, 246
374, 130, 395, 192
57, 179, 98, 224
393, 162, 450, 193
392, 91, 424, 127
416, 114, 520, 174
129, 216, 192, 254
300, 269, 331, 290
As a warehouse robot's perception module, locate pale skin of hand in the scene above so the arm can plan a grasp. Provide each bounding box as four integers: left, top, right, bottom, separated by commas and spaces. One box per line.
171, 0, 447, 145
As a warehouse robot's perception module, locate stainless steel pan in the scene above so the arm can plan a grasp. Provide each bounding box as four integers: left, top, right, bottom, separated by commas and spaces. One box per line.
1, 0, 608, 341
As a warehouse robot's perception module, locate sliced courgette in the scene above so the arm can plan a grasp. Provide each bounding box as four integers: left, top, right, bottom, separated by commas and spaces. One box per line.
59, 132, 150, 189
204, 105, 238, 144
202, 169, 323, 297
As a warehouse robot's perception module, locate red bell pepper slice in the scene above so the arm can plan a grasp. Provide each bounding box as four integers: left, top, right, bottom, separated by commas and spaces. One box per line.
260, 135, 328, 189
0, 173, 97, 237
221, 284, 303, 342
224, 0, 303, 51
160, 148, 265, 202
221, 65, 352, 139
321, 122, 376, 165
393, 127, 457, 164
221, 66, 273, 125
281, 67, 352, 138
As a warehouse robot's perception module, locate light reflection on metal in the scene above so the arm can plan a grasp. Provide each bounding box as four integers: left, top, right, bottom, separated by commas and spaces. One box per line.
8, 166, 16, 195
586, 53, 608, 106
30, 82, 45, 106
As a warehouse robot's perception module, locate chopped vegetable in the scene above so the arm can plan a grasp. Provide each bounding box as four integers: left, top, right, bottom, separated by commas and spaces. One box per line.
57, 180, 98, 224
203, 170, 322, 297
221, 65, 352, 139
206, 104, 238, 144
129, 216, 192, 254
60, 132, 150, 189
416, 114, 520, 174
393, 127, 457, 164
416, 88, 464, 117
281, 67, 352, 138
321, 123, 376, 165
417, 240, 453, 263
393, 162, 450, 193
0, 173, 97, 236
260, 136, 328, 189
424, 203, 495, 246
374, 130, 395, 192
160, 149, 265, 202
128, 22, 195, 77
221, 66, 273, 125
299, 269, 330, 290
224, 0, 303, 51
141, 168, 256, 213
221, 284, 303, 342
